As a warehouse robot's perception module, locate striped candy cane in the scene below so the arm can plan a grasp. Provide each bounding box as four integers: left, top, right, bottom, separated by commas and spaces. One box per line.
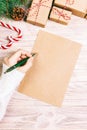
0, 21, 22, 49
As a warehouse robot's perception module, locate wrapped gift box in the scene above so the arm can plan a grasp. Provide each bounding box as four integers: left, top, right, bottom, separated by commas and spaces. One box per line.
49, 6, 72, 25
27, 0, 53, 27
54, 0, 87, 18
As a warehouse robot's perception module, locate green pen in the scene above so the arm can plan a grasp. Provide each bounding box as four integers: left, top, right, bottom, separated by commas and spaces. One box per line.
4, 53, 37, 74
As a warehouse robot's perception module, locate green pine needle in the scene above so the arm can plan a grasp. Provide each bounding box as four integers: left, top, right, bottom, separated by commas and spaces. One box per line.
0, 0, 32, 18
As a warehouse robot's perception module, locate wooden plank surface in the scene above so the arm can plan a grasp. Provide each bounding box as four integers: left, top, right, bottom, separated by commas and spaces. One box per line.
0, 16, 87, 129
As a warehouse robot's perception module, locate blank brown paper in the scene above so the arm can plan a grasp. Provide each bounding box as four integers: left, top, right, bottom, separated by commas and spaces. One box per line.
18, 30, 81, 107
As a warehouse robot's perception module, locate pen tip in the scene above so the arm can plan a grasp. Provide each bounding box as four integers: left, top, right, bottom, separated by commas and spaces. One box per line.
32, 52, 38, 57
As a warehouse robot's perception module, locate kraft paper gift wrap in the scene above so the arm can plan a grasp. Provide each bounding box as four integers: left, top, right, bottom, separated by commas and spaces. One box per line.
49, 6, 72, 25
18, 30, 81, 107
54, 0, 87, 18
27, 0, 53, 27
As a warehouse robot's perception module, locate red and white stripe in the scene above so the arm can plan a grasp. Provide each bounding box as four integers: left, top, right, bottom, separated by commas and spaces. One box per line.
0, 21, 22, 49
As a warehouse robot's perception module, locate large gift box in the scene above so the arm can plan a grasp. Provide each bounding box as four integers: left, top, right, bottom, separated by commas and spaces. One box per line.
54, 0, 87, 18
18, 30, 81, 107
27, 0, 53, 27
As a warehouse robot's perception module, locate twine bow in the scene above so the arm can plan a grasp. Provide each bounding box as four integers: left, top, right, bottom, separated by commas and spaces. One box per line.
28, 0, 50, 22
52, 7, 71, 21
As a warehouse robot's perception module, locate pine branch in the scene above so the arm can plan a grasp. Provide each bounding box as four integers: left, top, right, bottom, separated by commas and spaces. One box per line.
0, 0, 7, 17
6, 0, 9, 16
0, 0, 32, 19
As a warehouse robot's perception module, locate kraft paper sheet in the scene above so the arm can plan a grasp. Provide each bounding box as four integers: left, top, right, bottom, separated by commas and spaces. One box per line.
18, 30, 81, 107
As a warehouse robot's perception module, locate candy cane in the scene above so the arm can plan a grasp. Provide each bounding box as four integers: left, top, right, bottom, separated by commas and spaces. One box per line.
0, 21, 22, 49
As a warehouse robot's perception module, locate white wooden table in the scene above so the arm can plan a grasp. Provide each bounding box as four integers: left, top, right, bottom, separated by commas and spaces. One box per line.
0, 15, 87, 130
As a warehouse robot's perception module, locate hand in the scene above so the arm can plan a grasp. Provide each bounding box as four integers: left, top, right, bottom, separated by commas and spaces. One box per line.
4, 49, 34, 73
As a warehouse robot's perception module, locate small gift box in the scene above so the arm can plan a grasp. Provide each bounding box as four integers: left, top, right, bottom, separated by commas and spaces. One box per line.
49, 6, 72, 25
27, 0, 53, 27
54, 0, 87, 18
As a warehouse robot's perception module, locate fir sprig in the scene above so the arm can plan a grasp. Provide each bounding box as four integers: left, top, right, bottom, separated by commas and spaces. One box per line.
0, 0, 8, 17
0, 0, 32, 18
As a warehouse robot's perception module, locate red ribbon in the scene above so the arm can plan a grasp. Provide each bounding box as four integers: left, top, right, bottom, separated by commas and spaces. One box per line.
28, 0, 50, 23
27, 0, 74, 24
64, 0, 75, 9
65, 0, 75, 5
52, 0, 74, 21
52, 7, 71, 21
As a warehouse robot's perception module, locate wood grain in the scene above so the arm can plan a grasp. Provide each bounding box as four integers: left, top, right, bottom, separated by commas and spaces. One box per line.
0, 16, 87, 129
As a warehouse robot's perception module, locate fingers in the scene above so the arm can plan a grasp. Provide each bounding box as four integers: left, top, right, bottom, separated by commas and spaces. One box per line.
26, 57, 34, 68
4, 57, 9, 66
4, 49, 35, 73
18, 56, 34, 73
10, 49, 32, 62
4, 49, 33, 68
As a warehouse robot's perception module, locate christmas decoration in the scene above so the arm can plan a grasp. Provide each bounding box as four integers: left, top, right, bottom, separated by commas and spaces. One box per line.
49, 6, 72, 25
27, 0, 53, 27
11, 7, 25, 21
0, 21, 22, 49
54, 0, 87, 18
0, 0, 32, 20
